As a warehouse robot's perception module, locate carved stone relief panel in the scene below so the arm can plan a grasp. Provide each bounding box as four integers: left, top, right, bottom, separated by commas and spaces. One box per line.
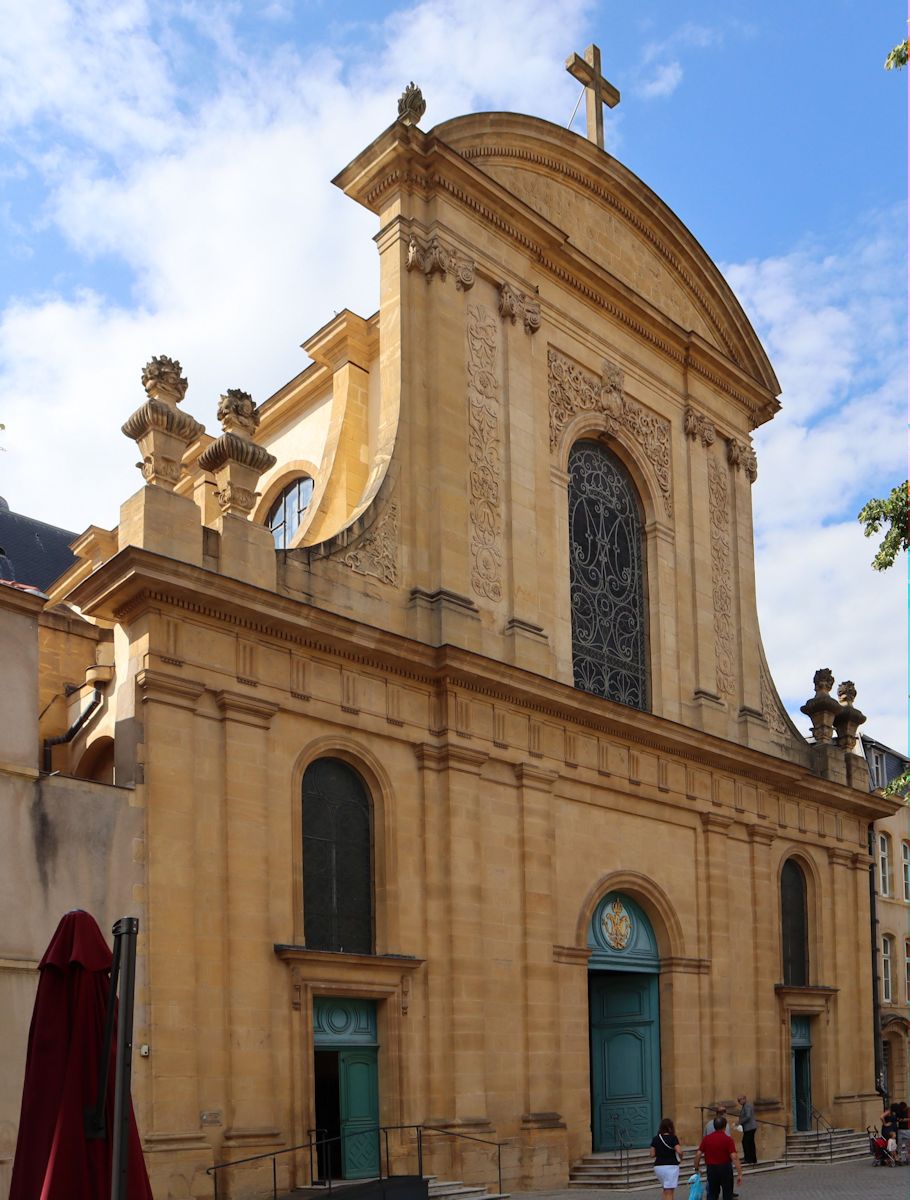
707, 453, 736, 700
760, 656, 791, 742
466, 303, 504, 602
406, 234, 475, 290
339, 501, 400, 585
547, 348, 672, 517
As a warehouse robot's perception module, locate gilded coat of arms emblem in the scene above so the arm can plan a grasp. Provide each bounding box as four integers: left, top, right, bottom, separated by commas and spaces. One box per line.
601, 896, 632, 950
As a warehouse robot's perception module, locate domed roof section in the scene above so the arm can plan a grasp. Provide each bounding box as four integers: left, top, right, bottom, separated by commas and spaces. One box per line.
432, 112, 779, 397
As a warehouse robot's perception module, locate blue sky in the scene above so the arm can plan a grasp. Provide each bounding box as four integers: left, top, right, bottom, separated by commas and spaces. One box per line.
0, 0, 906, 750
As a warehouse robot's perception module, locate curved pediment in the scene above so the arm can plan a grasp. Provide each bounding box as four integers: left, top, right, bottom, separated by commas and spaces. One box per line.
433, 113, 779, 396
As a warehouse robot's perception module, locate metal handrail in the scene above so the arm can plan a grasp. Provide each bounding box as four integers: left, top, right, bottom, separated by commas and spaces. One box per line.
696, 1107, 790, 1165
608, 1117, 632, 1187
810, 1107, 834, 1161
206, 1122, 506, 1200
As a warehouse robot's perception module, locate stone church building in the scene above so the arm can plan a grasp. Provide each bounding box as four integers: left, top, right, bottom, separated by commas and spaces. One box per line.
2, 76, 896, 1199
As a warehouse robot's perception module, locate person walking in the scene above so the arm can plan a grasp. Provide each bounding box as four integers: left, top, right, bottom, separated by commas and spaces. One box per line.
694, 1116, 742, 1200
649, 1116, 682, 1197
704, 1106, 727, 1136
736, 1094, 757, 1165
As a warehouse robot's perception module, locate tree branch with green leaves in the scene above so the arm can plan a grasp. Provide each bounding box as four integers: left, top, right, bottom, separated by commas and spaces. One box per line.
858, 482, 909, 571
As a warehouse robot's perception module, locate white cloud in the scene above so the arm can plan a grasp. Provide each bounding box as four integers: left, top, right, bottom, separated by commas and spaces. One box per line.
0, 0, 593, 530
638, 62, 683, 99
723, 219, 908, 753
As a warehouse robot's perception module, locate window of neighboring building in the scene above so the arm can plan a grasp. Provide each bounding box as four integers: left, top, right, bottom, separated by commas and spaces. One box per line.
904, 938, 910, 1003
266, 476, 314, 549
902, 841, 910, 902
879, 832, 893, 897
302, 757, 373, 955
868, 747, 887, 790
567, 439, 648, 710
781, 858, 809, 986
882, 934, 894, 1004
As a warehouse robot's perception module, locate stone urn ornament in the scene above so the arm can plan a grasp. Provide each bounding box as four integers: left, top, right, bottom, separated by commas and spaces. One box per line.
197, 389, 276, 517
122, 356, 204, 489
799, 668, 841, 743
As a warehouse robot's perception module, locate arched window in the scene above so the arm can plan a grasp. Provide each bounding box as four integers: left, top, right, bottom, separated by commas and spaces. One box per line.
879, 833, 893, 897
781, 858, 809, 986
568, 439, 648, 709
267, 476, 314, 549
302, 757, 373, 954
882, 934, 895, 1003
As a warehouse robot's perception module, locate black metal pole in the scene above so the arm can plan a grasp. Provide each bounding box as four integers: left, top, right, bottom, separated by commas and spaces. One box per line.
111, 917, 139, 1200
85, 935, 123, 1140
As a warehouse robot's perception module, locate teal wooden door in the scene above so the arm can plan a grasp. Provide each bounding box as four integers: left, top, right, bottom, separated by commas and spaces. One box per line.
339, 1047, 380, 1178
590, 973, 660, 1150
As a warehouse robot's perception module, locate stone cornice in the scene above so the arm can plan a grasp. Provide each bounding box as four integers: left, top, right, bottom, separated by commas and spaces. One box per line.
334, 118, 779, 423
63, 546, 901, 823
135, 668, 206, 710
513, 762, 560, 790
215, 689, 280, 727
552, 944, 592, 965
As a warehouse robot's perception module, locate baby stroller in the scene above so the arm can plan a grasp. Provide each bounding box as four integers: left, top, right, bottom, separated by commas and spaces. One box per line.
868, 1126, 897, 1167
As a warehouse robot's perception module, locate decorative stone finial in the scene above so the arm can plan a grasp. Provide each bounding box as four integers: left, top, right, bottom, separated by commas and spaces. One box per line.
397, 82, 426, 127
799, 668, 840, 743
141, 355, 188, 405
198, 388, 276, 518
122, 355, 203, 489
833, 680, 866, 752
216, 388, 259, 437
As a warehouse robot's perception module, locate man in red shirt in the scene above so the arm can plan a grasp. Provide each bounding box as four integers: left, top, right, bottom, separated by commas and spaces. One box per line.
694, 1116, 743, 1200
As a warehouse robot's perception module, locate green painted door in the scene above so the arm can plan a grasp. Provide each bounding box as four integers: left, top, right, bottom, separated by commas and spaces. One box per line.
790, 1016, 812, 1132
339, 1047, 380, 1178
590, 973, 660, 1150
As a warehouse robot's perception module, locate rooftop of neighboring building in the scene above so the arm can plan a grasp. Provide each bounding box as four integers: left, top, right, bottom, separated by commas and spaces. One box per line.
0, 496, 78, 592
862, 733, 910, 794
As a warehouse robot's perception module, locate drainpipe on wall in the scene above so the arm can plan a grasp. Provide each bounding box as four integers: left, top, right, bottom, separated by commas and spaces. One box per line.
869, 822, 886, 1103
42, 684, 104, 774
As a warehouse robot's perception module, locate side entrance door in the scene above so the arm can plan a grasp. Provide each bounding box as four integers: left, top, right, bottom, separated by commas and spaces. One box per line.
790, 1015, 812, 1131
590, 972, 660, 1150
339, 1047, 380, 1178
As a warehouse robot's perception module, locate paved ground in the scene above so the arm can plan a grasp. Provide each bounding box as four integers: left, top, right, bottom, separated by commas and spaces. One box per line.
511, 1159, 907, 1199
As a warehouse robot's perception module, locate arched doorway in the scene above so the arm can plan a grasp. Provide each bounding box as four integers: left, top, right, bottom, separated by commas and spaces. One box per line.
588, 892, 661, 1150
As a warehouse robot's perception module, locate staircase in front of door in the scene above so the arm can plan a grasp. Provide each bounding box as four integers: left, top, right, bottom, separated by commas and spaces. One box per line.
288, 1176, 509, 1200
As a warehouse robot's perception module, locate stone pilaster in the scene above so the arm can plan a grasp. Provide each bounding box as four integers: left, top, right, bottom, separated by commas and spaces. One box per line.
727, 437, 763, 728
215, 690, 280, 1142
683, 407, 723, 720
700, 811, 733, 1098
135, 670, 208, 1143
748, 824, 778, 1102
445, 745, 490, 1123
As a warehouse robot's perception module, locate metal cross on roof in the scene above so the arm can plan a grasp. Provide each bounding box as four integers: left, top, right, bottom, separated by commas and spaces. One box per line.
565, 43, 620, 150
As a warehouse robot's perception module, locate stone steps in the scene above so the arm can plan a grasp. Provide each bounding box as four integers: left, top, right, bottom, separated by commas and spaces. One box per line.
784, 1128, 870, 1164
569, 1152, 793, 1190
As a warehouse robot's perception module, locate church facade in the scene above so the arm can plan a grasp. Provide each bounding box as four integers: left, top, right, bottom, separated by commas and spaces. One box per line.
18, 89, 896, 1198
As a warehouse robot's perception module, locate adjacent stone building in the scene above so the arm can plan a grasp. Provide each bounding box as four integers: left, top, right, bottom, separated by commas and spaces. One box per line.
3, 87, 899, 1198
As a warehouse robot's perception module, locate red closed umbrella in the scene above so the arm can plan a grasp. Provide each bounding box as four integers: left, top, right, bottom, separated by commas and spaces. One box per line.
10, 910, 153, 1200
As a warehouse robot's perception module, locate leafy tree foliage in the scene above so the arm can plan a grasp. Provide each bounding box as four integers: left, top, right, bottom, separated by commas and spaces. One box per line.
858, 483, 909, 570
885, 39, 909, 69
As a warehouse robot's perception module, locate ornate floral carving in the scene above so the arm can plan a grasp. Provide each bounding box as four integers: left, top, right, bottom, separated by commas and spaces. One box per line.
759, 657, 790, 741
141, 354, 188, 404
406, 234, 475, 290
122, 355, 203, 489
727, 437, 758, 482
548, 348, 672, 517
497, 282, 541, 334
216, 388, 259, 438
397, 81, 426, 127
466, 303, 503, 601
339, 502, 400, 585
684, 404, 716, 447
707, 454, 736, 699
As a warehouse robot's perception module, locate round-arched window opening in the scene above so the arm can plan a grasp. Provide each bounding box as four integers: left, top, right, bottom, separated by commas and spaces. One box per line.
266, 476, 314, 549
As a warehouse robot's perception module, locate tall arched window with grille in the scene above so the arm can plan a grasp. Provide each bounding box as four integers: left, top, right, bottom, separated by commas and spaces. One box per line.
302, 757, 373, 954
567, 439, 648, 710
781, 858, 809, 986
